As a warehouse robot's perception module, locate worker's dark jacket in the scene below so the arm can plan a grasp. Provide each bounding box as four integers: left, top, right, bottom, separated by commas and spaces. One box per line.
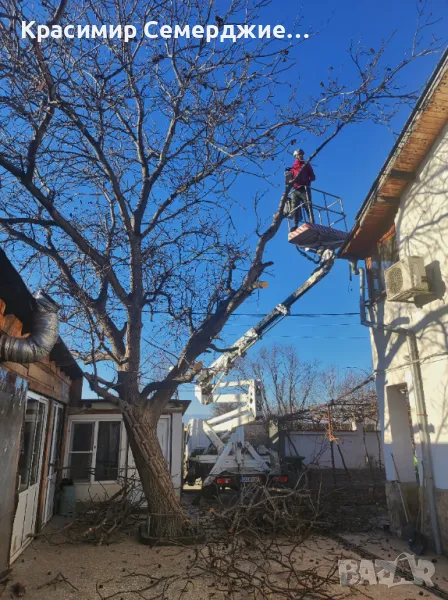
291, 160, 316, 188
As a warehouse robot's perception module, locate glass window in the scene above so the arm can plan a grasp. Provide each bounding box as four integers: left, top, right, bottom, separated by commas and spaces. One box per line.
69, 453, 93, 482
366, 226, 399, 301
72, 422, 94, 451
18, 399, 46, 491
69, 422, 94, 482
18, 419, 34, 490
68, 421, 121, 483
95, 422, 121, 481
50, 405, 64, 469
380, 231, 399, 272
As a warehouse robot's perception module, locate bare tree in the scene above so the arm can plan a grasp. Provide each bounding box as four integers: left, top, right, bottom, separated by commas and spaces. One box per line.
320, 367, 378, 423
232, 344, 321, 418
0, 0, 441, 536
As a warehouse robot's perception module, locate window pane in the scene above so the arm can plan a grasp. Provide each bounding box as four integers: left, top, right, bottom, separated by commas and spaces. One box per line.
18, 400, 46, 491
366, 229, 399, 301
95, 422, 121, 481
370, 266, 383, 296
30, 402, 46, 485
69, 453, 92, 482
71, 422, 94, 451
381, 235, 399, 264
380, 235, 399, 283
18, 420, 34, 490
50, 406, 64, 467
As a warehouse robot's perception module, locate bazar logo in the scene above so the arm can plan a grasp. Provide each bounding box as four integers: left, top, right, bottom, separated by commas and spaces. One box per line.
338, 553, 435, 588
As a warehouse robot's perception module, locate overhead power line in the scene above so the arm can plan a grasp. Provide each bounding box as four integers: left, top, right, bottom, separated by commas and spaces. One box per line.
270, 335, 366, 340
143, 311, 359, 318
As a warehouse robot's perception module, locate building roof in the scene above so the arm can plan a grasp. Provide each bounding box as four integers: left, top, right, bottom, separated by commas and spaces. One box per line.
340, 49, 448, 259
0, 249, 37, 329
79, 398, 192, 414
0, 249, 83, 380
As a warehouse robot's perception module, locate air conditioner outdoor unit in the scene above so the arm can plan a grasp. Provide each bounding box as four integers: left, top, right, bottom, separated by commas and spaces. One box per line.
384, 256, 430, 302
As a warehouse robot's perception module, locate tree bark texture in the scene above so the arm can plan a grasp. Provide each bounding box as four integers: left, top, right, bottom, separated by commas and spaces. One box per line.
122, 402, 190, 538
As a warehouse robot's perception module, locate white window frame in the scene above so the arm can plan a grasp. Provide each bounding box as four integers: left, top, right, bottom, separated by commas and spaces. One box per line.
67, 417, 125, 484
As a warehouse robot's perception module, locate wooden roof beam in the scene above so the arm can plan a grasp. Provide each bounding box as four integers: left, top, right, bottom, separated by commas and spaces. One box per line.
375, 195, 401, 204
388, 169, 416, 181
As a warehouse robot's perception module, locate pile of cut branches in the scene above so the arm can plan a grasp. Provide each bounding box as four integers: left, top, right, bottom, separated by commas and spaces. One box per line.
71, 487, 145, 545
68, 473, 146, 545
189, 536, 343, 600
34, 472, 146, 546
184, 483, 346, 599
93, 484, 348, 599
207, 482, 329, 537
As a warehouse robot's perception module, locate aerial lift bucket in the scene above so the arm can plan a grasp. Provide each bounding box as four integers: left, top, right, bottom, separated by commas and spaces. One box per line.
286, 187, 348, 252
288, 222, 348, 250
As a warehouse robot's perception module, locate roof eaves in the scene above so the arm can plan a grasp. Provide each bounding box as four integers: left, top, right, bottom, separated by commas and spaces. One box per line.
340, 48, 448, 258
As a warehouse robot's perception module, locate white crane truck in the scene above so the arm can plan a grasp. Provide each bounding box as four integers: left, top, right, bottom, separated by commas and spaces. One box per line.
186, 248, 337, 494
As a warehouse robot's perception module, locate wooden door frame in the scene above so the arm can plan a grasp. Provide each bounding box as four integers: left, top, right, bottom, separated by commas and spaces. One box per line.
39, 400, 65, 529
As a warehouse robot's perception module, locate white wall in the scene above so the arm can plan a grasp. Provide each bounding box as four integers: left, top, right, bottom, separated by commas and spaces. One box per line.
384, 385, 417, 483
285, 428, 382, 469
368, 123, 448, 490
170, 413, 184, 498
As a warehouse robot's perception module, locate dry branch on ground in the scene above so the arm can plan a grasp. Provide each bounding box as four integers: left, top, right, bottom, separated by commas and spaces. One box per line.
20, 482, 387, 599
31, 473, 147, 546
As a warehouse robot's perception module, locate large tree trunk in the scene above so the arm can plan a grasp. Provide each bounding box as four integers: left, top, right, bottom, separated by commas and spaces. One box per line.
122, 402, 190, 538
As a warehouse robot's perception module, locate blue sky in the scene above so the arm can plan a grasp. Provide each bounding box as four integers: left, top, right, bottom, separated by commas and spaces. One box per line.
181, 0, 447, 416
6, 0, 444, 415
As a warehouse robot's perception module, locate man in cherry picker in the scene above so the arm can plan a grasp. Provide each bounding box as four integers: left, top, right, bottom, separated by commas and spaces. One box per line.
288, 149, 316, 228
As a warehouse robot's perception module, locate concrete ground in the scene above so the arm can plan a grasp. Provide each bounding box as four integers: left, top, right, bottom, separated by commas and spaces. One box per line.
2, 493, 447, 599
338, 530, 448, 588
2, 528, 445, 599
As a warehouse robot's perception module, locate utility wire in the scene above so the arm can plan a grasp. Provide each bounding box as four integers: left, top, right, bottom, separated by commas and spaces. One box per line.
223, 322, 359, 328
268, 335, 366, 340
143, 311, 359, 318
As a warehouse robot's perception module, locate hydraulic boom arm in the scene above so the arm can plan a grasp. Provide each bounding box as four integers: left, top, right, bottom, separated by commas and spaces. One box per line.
196, 249, 336, 403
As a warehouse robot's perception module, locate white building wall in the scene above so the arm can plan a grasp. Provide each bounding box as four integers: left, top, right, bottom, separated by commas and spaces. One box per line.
170, 412, 184, 498
368, 122, 448, 492
285, 429, 382, 469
